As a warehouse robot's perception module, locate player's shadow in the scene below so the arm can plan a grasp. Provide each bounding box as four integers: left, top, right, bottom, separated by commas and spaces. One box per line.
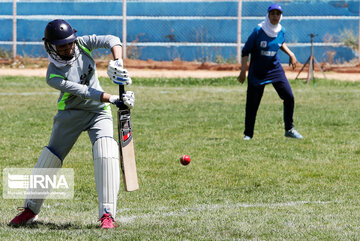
7, 221, 100, 230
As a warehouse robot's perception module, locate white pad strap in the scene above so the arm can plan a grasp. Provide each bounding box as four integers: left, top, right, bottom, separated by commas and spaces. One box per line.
25, 147, 62, 215
93, 137, 120, 218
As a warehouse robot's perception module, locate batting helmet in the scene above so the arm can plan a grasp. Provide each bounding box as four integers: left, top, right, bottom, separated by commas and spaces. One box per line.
43, 19, 79, 63
43, 19, 77, 45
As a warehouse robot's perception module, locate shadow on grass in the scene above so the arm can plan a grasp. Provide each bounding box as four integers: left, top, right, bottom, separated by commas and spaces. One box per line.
6, 221, 100, 230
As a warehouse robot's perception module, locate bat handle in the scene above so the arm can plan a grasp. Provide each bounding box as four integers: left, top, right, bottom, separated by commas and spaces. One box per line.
118, 85, 128, 110
119, 85, 125, 96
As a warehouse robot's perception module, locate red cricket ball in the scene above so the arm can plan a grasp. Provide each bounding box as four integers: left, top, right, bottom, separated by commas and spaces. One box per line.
180, 155, 191, 165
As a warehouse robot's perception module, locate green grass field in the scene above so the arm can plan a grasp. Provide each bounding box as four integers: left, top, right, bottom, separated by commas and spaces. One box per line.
0, 75, 359, 240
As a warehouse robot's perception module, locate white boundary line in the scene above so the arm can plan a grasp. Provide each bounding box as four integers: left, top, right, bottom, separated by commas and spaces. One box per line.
118, 200, 333, 223
0, 92, 58, 96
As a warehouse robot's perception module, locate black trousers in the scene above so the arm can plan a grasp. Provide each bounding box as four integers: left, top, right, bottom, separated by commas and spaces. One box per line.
244, 80, 295, 138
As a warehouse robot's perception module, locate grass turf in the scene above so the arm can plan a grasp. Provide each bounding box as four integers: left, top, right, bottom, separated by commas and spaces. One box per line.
0, 75, 359, 240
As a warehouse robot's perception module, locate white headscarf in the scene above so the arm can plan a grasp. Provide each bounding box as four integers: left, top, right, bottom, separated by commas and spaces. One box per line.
48, 54, 73, 68
258, 13, 282, 38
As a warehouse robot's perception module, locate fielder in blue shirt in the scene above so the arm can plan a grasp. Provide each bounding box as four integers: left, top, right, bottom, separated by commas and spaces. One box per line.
238, 3, 303, 140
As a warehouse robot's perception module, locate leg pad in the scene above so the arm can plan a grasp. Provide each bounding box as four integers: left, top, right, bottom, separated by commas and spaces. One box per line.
93, 137, 120, 218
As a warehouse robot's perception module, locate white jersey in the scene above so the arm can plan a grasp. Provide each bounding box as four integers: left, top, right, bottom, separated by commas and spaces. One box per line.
46, 34, 121, 113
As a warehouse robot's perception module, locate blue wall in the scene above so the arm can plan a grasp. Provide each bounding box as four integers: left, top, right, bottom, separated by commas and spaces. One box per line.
0, 0, 358, 63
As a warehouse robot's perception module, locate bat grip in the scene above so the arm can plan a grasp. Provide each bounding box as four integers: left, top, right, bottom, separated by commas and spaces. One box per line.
118, 85, 128, 110
119, 85, 125, 96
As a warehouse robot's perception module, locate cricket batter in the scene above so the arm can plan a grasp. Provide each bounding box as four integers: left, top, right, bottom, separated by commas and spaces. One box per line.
238, 3, 303, 140
9, 19, 134, 228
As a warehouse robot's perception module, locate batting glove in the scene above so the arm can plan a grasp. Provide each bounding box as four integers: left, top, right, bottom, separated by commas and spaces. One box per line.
109, 95, 120, 104
107, 59, 132, 85
122, 91, 135, 109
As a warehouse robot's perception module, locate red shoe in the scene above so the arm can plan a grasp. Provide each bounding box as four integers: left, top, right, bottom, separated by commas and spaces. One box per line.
98, 213, 118, 229
9, 207, 38, 226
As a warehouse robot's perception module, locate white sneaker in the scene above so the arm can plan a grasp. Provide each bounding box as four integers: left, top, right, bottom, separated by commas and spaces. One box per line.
285, 128, 303, 139
243, 135, 252, 140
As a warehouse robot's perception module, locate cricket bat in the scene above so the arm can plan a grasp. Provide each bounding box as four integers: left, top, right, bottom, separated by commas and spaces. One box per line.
117, 85, 139, 191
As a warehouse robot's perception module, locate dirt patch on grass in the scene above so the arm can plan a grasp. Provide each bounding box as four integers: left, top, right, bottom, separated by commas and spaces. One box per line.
1, 58, 359, 81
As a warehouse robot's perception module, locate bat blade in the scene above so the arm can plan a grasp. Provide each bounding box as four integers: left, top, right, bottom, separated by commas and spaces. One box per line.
117, 91, 139, 192
120, 136, 138, 191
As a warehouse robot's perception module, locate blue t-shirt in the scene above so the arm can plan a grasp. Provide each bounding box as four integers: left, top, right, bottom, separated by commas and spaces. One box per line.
242, 26, 287, 86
